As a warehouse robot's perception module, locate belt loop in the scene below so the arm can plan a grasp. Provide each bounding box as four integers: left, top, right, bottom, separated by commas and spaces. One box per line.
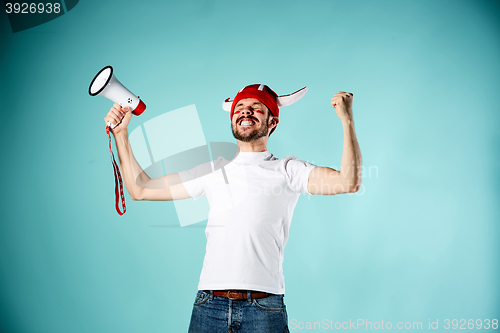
209, 290, 214, 301
247, 290, 251, 303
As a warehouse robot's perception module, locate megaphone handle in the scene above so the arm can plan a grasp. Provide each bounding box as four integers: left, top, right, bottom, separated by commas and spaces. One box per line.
107, 121, 118, 129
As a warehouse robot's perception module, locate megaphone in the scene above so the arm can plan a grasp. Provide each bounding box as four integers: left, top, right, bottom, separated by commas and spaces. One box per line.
89, 65, 146, 128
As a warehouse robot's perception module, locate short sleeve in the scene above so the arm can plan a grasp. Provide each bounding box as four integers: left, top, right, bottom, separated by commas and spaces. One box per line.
178, 160, 213, 200
284, 156, 317, 194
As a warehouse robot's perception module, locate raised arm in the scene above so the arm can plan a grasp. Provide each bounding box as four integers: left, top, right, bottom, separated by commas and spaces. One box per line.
307, 91, 362, 195
104, 104, 191, 201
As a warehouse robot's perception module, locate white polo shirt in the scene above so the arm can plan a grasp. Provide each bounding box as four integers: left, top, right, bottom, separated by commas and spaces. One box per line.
178, 151, 317, 294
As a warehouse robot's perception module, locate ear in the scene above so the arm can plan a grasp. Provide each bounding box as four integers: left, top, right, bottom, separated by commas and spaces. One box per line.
269, 115, 279, 130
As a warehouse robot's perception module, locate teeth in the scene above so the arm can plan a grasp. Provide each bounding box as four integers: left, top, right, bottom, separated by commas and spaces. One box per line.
241, 121, 254, 126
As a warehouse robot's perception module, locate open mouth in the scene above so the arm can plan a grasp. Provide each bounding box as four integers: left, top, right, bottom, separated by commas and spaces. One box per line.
238, 117, 257, 127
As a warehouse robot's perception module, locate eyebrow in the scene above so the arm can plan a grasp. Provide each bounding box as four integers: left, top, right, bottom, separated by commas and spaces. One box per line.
235, 102, 264, 108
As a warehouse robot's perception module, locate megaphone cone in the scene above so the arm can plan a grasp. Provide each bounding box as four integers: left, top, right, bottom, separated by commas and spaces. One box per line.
89, 66, 146, 128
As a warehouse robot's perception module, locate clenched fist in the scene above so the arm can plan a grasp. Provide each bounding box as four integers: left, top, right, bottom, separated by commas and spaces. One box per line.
331, 91, 353, 122
104, 103, 133, 134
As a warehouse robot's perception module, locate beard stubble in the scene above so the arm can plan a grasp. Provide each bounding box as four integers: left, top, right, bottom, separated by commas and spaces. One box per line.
231, 112, 271, 142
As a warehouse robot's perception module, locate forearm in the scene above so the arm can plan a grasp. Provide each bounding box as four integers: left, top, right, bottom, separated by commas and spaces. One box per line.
339, 118, 362, 191
113, 130, 151, 200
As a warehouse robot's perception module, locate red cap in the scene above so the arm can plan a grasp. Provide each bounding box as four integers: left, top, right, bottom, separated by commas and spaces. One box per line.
230, 84, 279, 120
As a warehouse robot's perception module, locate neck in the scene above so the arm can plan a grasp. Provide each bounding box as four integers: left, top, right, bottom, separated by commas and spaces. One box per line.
236, 137, 268, 152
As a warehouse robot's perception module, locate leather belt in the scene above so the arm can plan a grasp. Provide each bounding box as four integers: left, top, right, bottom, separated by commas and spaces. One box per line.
212, 290, 269, 300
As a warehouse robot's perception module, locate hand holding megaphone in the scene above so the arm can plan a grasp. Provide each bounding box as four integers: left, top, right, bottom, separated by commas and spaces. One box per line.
104, 103, 133, 133
89, 65, 146, 129
88, 65, 146, 215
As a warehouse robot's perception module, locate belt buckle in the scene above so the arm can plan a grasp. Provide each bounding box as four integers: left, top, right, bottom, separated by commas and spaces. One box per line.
226, 291, 239, 300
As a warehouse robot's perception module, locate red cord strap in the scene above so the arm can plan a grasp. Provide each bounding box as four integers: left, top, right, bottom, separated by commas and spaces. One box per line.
106, 125, 126, 215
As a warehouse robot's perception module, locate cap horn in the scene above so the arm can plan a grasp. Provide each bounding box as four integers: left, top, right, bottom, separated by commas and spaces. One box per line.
222, 98, 233, 111
277, 86, 308, 107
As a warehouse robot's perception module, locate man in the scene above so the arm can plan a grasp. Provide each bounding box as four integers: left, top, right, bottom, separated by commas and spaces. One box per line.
104, 84, 362, 333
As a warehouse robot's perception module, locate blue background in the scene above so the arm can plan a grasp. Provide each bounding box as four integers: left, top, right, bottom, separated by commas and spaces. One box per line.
1, 0, 499, 331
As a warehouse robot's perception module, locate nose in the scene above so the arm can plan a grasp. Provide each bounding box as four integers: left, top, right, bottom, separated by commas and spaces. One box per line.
240, 107, 254, 116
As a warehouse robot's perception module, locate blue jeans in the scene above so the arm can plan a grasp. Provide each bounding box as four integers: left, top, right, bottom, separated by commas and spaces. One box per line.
188, 290, 290, 333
